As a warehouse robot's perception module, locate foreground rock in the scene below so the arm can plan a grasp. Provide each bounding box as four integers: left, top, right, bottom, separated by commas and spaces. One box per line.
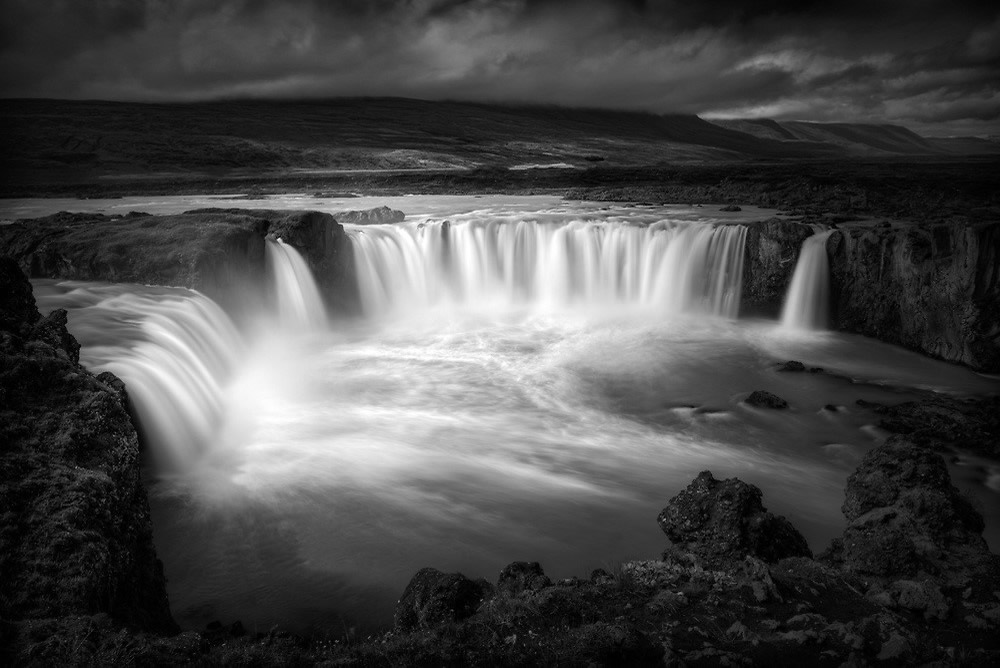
859, 395, 1000, 458
826, 439, 994, 581
394, 567, 492, 630
0, 259, 175, 638
9, 423, 998, 665
745, 389, 789, 409
657, 471, 811, 567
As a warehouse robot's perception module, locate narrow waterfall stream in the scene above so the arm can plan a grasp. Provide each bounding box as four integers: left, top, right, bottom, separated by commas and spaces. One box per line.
781, 229, 835, 330
31, 197, 1000, 635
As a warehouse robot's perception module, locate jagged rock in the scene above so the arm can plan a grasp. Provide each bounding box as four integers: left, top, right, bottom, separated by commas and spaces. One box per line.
0, 263, 175, 631
394, 568, 492, 631
657, 471, 811, 568
720, 204, 742, 212
0, 257, 41, 335
741, 218, 813, 317
590, 568, 615, 585
830, 440, 991, 578
30, 308, 80, 364
828, 222, 1000, 372
333, 206, 405, 225
745, 390, 789, 409
891, 580, 949, 621
860, 396, 1000, 457
96, 371, 128, 402
498, 561, 552, 593
776, 360, 805, 372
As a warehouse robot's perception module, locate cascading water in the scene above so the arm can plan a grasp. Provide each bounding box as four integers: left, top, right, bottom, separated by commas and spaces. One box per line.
265, 238, 327, 330
348, 219, 747, 318
781, 229, 835, 330
28, 196, 999, 635
36, 241, 326, 473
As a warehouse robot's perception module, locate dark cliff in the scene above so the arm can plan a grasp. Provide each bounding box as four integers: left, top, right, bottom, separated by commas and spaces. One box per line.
740, 217, 813, 317
829, 221, 1000, 372
0, 258, 175, 634
742, 218, 1000, 372
0, 207, 389, 317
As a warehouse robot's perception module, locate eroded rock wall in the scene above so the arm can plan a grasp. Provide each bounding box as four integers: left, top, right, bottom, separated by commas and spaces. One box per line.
829, 221, 1000, 372
0, 258, 175, 632
740, 218, 813, 317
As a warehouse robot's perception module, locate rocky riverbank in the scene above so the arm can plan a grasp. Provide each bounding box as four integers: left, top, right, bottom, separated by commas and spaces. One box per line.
0, 206, 405, 317
0, 259, 175, 664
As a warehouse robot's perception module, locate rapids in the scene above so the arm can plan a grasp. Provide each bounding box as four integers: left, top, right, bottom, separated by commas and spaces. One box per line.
25, 195, 1000, 635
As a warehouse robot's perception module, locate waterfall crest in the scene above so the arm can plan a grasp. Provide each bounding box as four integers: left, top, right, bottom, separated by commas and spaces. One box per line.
348, 219, 747, 318
39, 241, 329, 472
781, 229, 834, 330
96, 291, 245, 472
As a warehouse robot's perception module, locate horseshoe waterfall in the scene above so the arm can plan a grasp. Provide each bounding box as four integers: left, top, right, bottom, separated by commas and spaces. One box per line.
28, 199, 997, 636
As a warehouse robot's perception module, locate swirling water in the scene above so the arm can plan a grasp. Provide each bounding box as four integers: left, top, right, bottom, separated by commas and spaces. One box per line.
28, 196, 1000, 634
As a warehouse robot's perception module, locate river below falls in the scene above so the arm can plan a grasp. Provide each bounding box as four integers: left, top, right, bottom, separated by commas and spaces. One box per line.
20, 195, 1000, 635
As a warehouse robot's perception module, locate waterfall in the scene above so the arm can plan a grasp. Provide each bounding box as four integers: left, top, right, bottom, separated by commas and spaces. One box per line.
39, 241, 329, 472
348, 219, 747, 318
781, 229, 834, 330
265, 239, 327, 330
93, 291, 246, 472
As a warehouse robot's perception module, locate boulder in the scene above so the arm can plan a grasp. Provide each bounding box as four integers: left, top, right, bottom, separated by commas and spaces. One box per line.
394, 568, 492, 631
745, 390, 789, 409
776, 360, 806, 372
830, 440, 991, 578
498, 561, 552, 594
30, 308, 80, 364
333, 206, 405, 225
657, 471, 811, 568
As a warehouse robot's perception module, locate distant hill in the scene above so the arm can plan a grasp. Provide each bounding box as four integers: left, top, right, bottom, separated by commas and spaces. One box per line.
1, 98, 997, 190
708, 118, 1000, 157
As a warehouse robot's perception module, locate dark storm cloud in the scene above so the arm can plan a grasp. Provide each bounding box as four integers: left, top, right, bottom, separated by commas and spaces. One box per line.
1, 0, 997, 134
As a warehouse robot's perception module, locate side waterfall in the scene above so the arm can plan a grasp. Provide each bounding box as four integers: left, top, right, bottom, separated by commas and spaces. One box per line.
781, 229, 834, 330
48, 242, 326, 472
347, 219, 747, 317
265, 238, 327, 330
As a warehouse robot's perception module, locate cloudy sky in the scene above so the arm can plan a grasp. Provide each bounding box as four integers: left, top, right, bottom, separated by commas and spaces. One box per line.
1, 0, 997, 136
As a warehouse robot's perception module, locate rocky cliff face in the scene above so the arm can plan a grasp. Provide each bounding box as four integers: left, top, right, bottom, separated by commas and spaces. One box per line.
741, 217, 999, 372
0, 207, 393, 317
829, 221, 1000, 372
740, 217, 812, 317
263, 209, 359, 312
0, 258, 175, 632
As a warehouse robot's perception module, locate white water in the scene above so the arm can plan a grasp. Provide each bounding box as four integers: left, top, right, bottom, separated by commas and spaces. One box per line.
266, 238, 327, 330
27, 197, 1000, 635
781, 229, 835, 330
350, 218, 746, 318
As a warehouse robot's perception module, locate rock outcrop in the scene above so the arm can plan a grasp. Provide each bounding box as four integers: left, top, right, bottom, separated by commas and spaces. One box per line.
744, 389, 789, 409
825, 439, 994, 580
393, 567, 492, 631
0, 258, 175, 632
656, 471, 811, 567
740, 217, 813, 317
0, 207, 393, 317
829, 221, 1000, 372
333, 206, 405, 225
